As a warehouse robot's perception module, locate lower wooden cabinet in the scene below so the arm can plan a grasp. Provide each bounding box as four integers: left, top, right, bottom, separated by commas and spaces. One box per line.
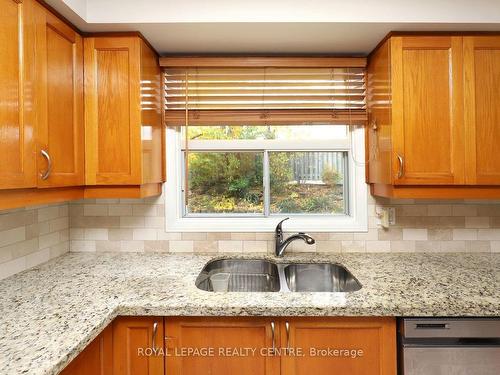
281, 317, 396, 375
60, 316, 396, 375
165, 317, 280, 375
112, 316, 164, 375
60, 325, 113, 375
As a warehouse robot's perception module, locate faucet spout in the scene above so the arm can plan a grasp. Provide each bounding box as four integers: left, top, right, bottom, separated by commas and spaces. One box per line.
274, 218, 315, 257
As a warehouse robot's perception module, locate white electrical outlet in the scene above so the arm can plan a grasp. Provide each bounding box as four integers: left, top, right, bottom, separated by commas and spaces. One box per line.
377, 207, 396, 228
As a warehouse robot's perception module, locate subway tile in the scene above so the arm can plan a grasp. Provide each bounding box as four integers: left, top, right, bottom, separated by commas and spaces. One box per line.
366, 241, 390, 253
341, 241, 365, 253
0, 227, 26, 248
231, 233, 256, 240
144, 240, 169, 252
144, 216, 165, 228
207, 232, 232, 240
440, 241, 466, 253
403, 229, 428, 241
452, 205, 477, 217
0, 257, 26, 280
120, 216, 145, 228
428, 229, 452, 241
120, 240, 144, 252
84, 228, 109, 240
4, 239, 38, 261
478, 229, 500, 240
465, 241, 491, 253
415, 241, 441, 252
0, 210, 35, 231
353, 229, 378, 241
108, 205, 133, 216
25, 248, 50, 268
316, 241, 341, 253
39, 232, 60, 250
70, 228, 84, 240
491, 241, 500, 253
427, 205, 452, 216
132, 205, 157, 217
182, 232, 207, 241
255, 232, 274, 241
193, 240, 217, 253
83, 204, 108, 217
477, 205, 500, 217
49, 217, 69, 233
132, 228, 157, 240
108, 229, 133, 241
465, 217, 490, 229
452, 229, 477, 241
70, 240, 96, 252
243, 241, 268, 252
50, 241, 69, 258
169, 240, 194, 253
38, 206, 60, 222
157, 231, 182, 240
390, 241, 416, 252
95, 240, 121, 252
218, 240, 243, 253
377, 228, 403, 241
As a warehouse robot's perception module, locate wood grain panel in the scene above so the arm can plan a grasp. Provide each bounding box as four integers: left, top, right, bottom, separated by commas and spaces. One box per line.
165, 317, 280, 375
84, 37, 142, 185
36, 8, 84, 187
367, 39, 392, 184
464, 36, 500, 184
281, 317, 396, 375
0, 0, 36, 189
112, 316, 164, 375
140, 40, 164, 184
60, 325, 113, 375
391, 36, 465, 185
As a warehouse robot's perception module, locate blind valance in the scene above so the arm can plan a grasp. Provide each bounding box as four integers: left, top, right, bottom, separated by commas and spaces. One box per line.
163, 67, 367, 125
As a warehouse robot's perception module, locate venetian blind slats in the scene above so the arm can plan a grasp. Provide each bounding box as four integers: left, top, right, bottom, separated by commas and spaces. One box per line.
164, 67, 366, 110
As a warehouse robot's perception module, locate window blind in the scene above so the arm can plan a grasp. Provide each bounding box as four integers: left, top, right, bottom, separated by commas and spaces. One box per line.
163, 67, 367, 125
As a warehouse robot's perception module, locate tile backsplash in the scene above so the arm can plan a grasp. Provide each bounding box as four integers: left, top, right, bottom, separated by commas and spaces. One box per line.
69, 191, 500, 254
0, 203, 69, 279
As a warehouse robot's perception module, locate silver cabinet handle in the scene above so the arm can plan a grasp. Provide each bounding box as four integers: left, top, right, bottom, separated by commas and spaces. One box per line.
152, 321, 158, 351
270, 321, 275, 354
40, 149, 52, 180
396, 153, 404, 179
285, 321, 290, 349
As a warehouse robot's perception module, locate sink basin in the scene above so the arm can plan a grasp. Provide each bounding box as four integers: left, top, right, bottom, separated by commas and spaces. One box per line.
196, 259, 362, 293
284, 263, 362, 292
195, 259, 280, 292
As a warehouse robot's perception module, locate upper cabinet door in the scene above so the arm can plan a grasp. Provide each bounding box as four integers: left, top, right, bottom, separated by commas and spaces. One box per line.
84, 37, 142, 185
0, 0, 36, 189
36, 9, 84, 187
464, 36, 500, 185
391, 36, 465, 185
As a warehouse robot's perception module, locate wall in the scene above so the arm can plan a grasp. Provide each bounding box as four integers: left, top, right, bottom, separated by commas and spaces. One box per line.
69, 192, 500, 254
0, 203, 69, 279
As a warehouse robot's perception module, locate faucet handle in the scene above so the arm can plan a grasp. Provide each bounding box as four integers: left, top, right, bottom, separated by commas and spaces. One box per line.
275, 217, 290, 233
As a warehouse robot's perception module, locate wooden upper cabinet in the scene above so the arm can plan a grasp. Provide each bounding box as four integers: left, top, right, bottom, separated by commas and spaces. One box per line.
0, 0, 37, 189
113, 316, 164, 375
464, 36, 500, 185
391, 36, 465, 185
60, 325, 113, 375
84, 36, 164, 189
36, 7, 84, 187
165, 317, 280, 375
281, 317, 396, 375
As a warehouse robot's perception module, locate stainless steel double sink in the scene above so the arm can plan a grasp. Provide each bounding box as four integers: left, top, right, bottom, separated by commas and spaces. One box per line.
195, 259, 362, 293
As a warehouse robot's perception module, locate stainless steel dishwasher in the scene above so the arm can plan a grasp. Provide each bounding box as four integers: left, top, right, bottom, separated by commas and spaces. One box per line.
399, 318, 500, 375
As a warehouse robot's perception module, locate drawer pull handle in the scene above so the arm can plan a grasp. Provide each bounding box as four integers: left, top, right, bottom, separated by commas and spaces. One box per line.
40, 149, 52, 180
396, 153, 404, 179
270, 321, 275, 354
285, 321, 290, 349
152, 322, 158, 350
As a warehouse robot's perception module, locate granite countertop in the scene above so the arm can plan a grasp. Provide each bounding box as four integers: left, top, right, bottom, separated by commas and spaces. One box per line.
0, 252, 499, 375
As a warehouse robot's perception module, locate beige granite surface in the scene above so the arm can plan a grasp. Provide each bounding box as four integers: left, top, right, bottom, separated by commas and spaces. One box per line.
0, 252, 499, 375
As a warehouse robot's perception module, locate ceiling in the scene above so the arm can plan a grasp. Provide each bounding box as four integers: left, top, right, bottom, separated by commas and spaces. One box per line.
45, 0, 500, 55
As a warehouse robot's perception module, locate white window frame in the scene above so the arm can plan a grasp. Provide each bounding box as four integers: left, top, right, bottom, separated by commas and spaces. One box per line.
165, 126, 368, 232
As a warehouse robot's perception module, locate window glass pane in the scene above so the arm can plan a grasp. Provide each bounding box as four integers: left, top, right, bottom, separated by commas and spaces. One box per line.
269, 151, 346, 214
186, 152, 264, 214
187, 125, 348, 141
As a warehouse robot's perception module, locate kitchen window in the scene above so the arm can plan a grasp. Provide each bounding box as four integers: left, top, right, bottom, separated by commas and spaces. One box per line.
163, 66, 368, 232
165, 124, 367, 232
